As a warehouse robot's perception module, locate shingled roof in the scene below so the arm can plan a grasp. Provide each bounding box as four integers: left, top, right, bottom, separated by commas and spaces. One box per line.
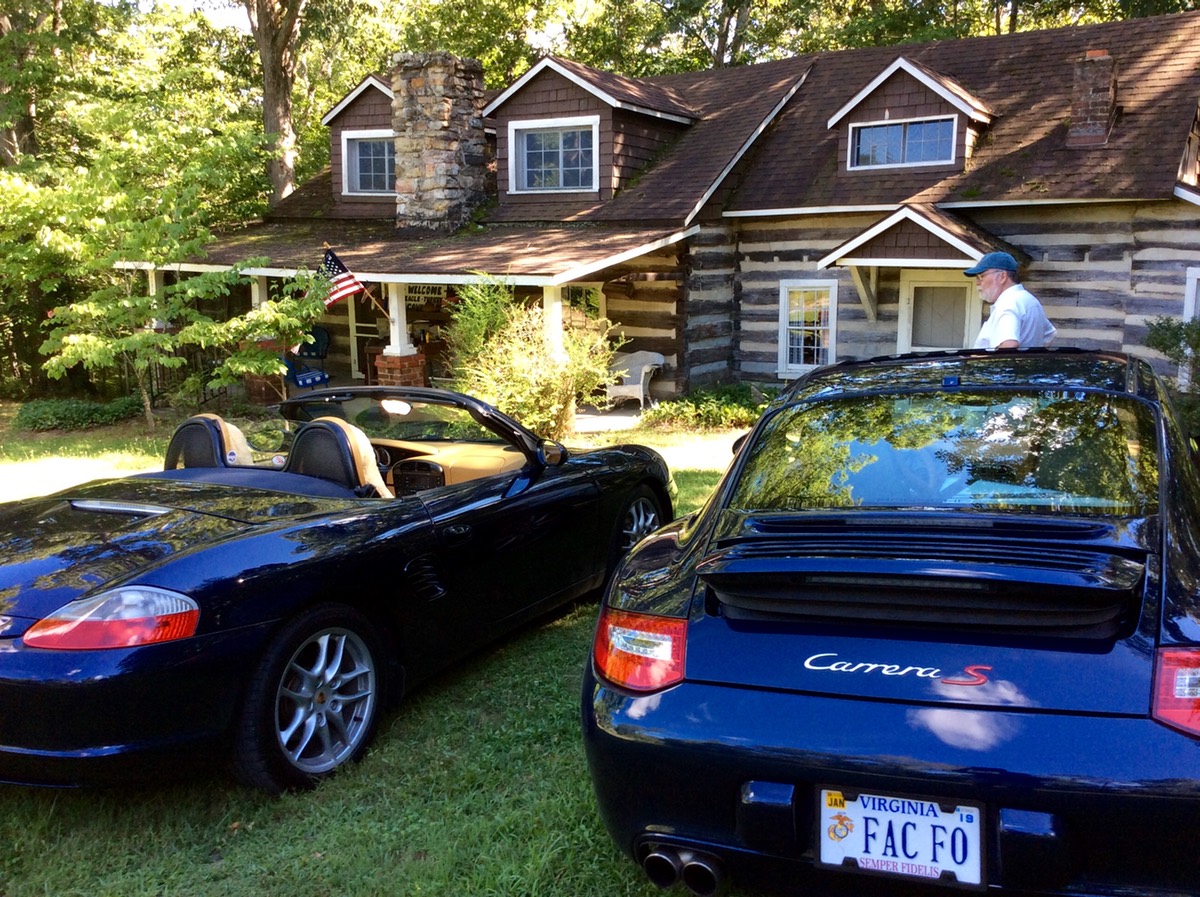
184, 12, 1200, 280
726, 11, 1200, 212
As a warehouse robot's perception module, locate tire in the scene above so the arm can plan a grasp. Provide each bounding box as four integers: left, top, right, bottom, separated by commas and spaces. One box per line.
232, 603, 384, 793
615, 484, 665, 556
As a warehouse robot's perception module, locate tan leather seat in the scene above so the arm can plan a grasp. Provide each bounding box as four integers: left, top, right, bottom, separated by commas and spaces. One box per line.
283, 416, 393, 498
165, 413, 255, 469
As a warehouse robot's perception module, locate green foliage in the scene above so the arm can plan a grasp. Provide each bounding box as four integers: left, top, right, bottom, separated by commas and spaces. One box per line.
640, 382, 773, 430
1145, 314, 1200, 438
13, 396, 142, 432
445, 276, 620, 440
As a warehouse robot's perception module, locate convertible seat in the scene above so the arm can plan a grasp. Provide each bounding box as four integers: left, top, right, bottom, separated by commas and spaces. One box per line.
164, 413, 255, 469
284, 417, 393, 498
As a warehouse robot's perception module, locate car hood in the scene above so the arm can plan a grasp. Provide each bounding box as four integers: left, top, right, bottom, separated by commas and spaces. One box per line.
0, 477, 361, 622
682, 510, 1162, 717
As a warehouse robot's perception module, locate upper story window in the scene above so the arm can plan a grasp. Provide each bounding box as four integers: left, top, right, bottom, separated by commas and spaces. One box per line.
849, 116, 955, 169
342, 130, 395, 195
508, 116, 599, 194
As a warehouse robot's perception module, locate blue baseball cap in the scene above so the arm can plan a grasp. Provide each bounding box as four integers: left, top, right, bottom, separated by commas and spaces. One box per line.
964, 251, 1019, 276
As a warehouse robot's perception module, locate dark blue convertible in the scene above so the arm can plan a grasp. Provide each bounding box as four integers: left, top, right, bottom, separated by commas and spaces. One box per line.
583, 349, 1200, 897
0, 386, 673, 792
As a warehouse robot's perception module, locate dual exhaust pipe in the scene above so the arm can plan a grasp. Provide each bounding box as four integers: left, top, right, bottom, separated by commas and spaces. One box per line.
641, 845, 725, 896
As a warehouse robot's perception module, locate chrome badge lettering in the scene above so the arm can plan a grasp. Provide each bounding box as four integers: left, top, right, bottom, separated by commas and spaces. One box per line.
804, 653, 992, 686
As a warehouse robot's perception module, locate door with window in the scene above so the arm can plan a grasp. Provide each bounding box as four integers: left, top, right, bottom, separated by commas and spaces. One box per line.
898, 270, 981, 352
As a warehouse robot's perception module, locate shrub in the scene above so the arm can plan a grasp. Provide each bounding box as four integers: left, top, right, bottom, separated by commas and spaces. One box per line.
13, 396, 143, 432
1145, 315, 1200, 438
446, 277, 619, 441
640, 383, 773, 430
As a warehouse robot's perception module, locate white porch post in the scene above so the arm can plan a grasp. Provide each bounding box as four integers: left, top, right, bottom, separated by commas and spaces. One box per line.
385, 283, 418, 356
543, 285, 565, 359
250, 275, 268, 308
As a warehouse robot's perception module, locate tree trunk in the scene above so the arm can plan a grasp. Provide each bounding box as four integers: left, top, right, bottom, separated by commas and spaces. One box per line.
243, 0, 307, 206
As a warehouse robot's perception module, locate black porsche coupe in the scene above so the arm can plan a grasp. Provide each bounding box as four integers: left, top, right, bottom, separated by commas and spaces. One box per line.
0, 386, 674, 792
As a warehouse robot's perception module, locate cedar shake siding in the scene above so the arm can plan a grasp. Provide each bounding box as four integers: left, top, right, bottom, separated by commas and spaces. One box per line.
327, 86, 395, 219
494, 69, 611, 210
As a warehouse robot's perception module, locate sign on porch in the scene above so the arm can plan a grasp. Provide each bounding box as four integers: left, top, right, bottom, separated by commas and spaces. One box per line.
404, 284, 448, 308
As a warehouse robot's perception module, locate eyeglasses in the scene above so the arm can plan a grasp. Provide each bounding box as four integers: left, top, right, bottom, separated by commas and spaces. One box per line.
974, 270, 1000, 283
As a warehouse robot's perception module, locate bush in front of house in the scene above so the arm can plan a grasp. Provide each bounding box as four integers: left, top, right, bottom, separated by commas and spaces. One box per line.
13, 396, 143, 431
445, 276, 618, 441
640, 383, 773, 430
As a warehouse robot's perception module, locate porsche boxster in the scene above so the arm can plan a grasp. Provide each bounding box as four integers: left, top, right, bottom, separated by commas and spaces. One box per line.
583, 349, 1200, 897
0, 386, 673, 792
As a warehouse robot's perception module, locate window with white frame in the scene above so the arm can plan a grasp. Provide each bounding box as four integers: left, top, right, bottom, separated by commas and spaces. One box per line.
778, 280, 838, 377
508, 116, 599, 193
343, 130, 395, 195
897, 270, 981, 352
849, 116, 955, 169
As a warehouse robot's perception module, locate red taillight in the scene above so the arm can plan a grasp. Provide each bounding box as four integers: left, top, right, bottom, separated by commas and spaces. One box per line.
592, 606, 686, 692
24, 588, 200, 650
1152, 648, 1200, 737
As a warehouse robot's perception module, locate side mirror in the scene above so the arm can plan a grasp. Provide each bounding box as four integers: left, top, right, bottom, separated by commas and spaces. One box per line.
732, 432, 749, 455
539, 441, 568, 467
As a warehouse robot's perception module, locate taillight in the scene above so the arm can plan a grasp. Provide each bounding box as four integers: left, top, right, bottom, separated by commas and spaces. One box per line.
24, 588, 200, 650
592, 605, 686, 692
1152, 648, 1200, 737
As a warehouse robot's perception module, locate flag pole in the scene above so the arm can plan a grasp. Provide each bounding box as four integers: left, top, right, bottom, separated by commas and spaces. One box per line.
322, 242, 389, 317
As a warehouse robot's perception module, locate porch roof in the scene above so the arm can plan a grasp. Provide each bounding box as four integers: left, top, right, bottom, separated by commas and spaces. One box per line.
142, 221, 697, 287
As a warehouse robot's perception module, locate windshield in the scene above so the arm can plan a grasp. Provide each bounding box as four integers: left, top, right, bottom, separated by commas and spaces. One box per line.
728, 389, 1160, 515
280, 396, 504, 444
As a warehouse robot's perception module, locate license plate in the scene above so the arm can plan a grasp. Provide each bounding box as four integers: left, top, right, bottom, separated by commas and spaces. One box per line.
818, 788, 983, 888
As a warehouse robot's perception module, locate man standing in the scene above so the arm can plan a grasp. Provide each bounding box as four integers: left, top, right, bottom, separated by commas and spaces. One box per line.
964, 252, 1056, 349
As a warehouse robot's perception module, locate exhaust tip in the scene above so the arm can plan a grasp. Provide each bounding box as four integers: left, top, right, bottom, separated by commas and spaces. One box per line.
642, 848, 683, 889
681, 853, 725, 897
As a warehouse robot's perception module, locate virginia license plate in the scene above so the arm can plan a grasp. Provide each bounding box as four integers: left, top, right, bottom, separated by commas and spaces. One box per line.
818, 788, 983, 887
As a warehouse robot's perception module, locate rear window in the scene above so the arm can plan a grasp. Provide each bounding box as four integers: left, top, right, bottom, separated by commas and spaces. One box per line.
728, 389, 1159, 515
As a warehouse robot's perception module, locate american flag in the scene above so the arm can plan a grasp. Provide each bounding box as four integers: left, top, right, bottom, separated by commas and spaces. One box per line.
316, 249, 365, 307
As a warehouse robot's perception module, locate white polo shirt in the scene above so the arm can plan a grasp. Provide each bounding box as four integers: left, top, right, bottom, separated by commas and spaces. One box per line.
975, 285, 1056, 349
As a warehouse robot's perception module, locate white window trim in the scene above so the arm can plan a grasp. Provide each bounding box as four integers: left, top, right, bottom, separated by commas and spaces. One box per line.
777, 279, 839, 379
1181, 266, 1200, 389
897, 269, 981, 353
507, 115, 600, 195
340, 129, 396, 196
847, 115, 958, 171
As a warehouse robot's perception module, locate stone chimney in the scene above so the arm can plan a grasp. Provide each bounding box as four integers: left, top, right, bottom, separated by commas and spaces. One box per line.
1066, 49, 1118, 148
391, 52, 491, 234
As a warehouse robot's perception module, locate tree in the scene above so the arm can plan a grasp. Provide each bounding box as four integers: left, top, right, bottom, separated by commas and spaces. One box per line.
242, 0, 306, 204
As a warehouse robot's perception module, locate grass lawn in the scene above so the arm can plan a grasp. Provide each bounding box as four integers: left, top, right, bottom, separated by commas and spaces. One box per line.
0, 407, 762, 897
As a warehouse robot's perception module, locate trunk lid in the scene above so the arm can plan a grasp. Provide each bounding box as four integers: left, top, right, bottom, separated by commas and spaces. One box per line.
684, 511, 1160, 716
0, 477, 358, 621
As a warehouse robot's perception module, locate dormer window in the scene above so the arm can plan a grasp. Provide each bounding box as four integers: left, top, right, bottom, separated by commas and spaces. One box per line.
509, 116, 599, 193
342, 130, 395, 195
849, 116, 955, 169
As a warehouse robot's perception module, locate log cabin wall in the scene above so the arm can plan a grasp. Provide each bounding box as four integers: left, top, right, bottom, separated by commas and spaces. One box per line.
732, 199, 1199, 386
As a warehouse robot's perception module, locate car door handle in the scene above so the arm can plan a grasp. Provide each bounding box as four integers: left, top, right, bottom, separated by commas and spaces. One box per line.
443, 524, 472, 544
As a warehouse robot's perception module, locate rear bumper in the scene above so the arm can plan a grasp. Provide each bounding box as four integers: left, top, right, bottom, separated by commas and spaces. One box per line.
0, 626, 268, 787
581, 668, 1200, 896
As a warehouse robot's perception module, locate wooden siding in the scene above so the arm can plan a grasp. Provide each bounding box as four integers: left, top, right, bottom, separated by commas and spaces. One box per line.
328, 86, 397, 219
599, 247, 685, 398
493, 69, 612, 212
835, 72, 966, 181
857, 217, 969, 259
684, 224, 737, 388
731, 200, 1199, 385
611, 110, 688, 195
